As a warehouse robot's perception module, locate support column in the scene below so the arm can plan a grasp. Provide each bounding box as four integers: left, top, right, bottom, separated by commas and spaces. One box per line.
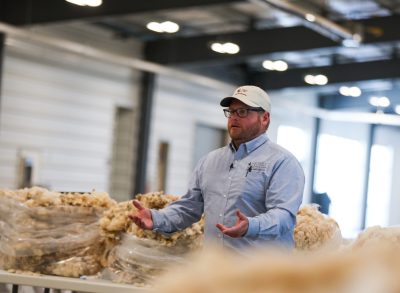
360, 123, 376, 229
133, 72, 155, 196
0, 33, 5, 130
308, 116, 321, 202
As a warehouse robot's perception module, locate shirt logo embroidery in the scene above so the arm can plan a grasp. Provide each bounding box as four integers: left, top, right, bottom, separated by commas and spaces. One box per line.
251, 162, 268, 172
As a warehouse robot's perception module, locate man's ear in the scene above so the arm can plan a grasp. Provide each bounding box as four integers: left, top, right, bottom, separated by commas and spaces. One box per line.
263, 112, 270, 129
263, 112, 270, 122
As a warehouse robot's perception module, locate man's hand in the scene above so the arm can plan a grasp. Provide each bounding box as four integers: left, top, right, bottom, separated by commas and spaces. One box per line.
216, 209, 249, 238
129, 200, 154, 230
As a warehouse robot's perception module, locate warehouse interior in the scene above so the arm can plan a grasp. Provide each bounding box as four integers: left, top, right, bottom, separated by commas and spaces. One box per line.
0, 1, 400, 291
1, 0, 400, 238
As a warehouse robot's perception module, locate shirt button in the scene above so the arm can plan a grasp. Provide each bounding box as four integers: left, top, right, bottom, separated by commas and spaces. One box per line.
218, 234, 222, 238
223, 194, 227, 198
219, 214, 222, 217
228, 177, 231, 180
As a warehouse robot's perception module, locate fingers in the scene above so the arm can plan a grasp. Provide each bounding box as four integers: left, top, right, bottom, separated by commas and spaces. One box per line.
129, 214, 142, 227
132, 200, 144, 211
216, 223, 226, 232
236, 209, 247, 221
219, 226, 236, 237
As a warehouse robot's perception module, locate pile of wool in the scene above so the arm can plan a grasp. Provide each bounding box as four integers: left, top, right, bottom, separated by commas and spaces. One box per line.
155, 245, 400, 293
99, 191, 204, 286
350, 226, 400, 251
0, 186, 116, 208
99, 191, 203, 249
0, 186, 116, 277
294, 204, 342, 251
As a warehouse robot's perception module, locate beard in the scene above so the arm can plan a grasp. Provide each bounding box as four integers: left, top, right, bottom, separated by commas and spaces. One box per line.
228, 123, 263, 145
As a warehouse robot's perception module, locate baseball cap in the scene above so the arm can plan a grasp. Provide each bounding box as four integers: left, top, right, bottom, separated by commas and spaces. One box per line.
220, 85, 271, 112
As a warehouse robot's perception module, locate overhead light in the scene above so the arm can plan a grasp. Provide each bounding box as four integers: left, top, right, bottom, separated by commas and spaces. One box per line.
395, 105, 400, 115
161, 21, 180, 33
304, 74, 328, 85
369, 96, 391, 108
378, 96, 390, 107
339, 86, 350, 96
262, 60, 288, 71
304, 75, 315, 85
210, 42, 240, 54
274, 60, 288, 71
146, 21, 179, 33
305, 13, 316, 22
65, 0, 102, 7
339, 86, 361, 97
147, 22, 163, 33
211, 43, 224, 54
349, 86, 362, 97
314, 74, 328, 85
262, 60, 274, 70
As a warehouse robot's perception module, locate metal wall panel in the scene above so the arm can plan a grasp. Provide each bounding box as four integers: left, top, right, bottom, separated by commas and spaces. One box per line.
0, 42, 140, 193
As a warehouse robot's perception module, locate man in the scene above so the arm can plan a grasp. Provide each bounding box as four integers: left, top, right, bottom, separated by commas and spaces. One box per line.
131, 85, 304, 251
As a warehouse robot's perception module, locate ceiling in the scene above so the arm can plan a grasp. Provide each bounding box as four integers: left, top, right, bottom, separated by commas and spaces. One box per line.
1, 0, 400, 113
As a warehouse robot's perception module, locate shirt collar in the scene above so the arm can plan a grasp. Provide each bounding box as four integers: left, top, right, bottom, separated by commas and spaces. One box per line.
229, 133, 268, 155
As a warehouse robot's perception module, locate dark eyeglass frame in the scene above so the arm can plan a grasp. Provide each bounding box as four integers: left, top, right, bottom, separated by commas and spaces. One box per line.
223, 108, 265, 118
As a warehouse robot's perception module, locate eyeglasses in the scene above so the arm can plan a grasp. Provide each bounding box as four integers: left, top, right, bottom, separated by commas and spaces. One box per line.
223, 108, 264, 118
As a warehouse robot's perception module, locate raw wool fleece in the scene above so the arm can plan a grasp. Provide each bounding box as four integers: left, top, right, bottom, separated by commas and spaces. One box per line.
99, 191, 204, 286
294, 204, 342, 251
99, 191, 204, 248
350, 226, 400, 251
155, 246, 400, 293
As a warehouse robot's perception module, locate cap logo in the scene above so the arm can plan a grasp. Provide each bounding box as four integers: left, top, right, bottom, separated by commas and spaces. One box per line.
235, 87, 248, 96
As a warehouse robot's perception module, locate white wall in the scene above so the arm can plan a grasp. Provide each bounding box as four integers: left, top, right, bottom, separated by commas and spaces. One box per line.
0, 26, 141, 193
146, 76, 231, 195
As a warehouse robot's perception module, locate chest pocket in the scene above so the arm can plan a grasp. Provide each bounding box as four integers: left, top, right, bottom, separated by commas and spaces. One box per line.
245, 170, 266, 192
240, 166, 269, 206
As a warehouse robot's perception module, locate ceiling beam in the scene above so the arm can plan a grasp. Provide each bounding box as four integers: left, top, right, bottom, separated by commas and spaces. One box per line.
146, 26, 337, 65
251, 58, 400, 90
145, 15, 400, 64
0, 0, 246, 25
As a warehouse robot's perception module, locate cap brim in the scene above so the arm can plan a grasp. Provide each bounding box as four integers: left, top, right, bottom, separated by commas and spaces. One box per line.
220, 97, 236, 107
220, 96, 259, 108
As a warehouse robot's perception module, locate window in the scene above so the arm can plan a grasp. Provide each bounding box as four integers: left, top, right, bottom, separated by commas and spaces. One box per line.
365, 145, 393, 227
277, 125, 307, 162
314, 134, 366, 238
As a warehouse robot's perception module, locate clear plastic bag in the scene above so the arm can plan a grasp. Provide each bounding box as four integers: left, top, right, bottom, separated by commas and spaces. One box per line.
0, 196, 106, 277
101, 233, 187, 286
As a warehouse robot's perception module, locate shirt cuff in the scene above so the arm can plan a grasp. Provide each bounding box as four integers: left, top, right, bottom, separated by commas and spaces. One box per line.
150, 209, 174, 237
150, 209, 162, 230
245, 217, 260, 237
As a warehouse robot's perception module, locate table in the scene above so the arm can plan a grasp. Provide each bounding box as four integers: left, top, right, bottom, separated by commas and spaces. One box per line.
0, 270, 148, 293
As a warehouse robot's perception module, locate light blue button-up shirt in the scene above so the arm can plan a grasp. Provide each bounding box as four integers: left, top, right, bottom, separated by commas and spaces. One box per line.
151, 133, 304, 251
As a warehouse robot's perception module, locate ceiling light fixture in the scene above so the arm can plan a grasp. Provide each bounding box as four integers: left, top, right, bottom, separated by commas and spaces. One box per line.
369, 96, 391, 108
304, 74, 328, 85
210, 42, 240, 54
339, 86, 361, 97
305, 13, 316, 22
395, 105, 400, 115
65, 0, 102, 7
342, 33, 362, 48
274, 60, 288, 71
262, 60, 288, 71
146, 21, 179, 33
